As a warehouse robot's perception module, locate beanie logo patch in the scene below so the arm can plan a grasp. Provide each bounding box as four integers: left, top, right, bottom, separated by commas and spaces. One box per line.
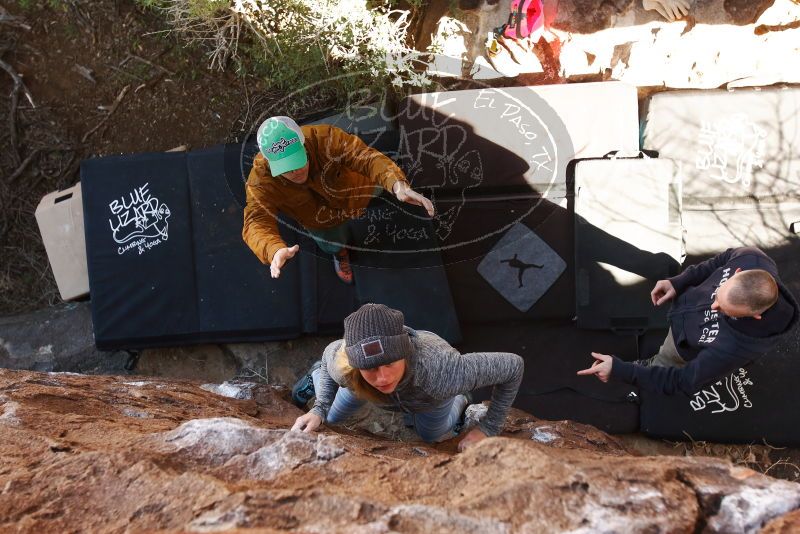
361, 339, 384, 359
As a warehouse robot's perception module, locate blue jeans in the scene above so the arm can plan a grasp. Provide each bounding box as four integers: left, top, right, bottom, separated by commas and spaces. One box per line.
312, 368, 468, 443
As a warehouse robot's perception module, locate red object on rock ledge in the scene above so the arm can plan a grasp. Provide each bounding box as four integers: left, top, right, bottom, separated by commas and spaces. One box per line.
497, 0, 544, 41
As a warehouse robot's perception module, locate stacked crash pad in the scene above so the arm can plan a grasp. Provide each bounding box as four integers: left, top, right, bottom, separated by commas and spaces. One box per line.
643, 87, 800, 253
83, 108, 461, 349
396, 82, 641, 323
573, 156, 684, 331
398, 81, 639, 198
396, 82, 647, 433
81, 146, 348, 350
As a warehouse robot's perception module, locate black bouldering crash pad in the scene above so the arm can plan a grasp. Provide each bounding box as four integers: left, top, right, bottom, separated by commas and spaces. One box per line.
348, 194, 462, 345
459, 320, 641, 434
640, 329, 800, 446
438, 195, 575, 322
573, 156, 683, 332
81, 146, 357, 350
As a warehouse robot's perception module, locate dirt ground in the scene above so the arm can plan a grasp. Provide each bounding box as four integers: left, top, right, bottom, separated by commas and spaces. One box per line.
0, 0, 266, 315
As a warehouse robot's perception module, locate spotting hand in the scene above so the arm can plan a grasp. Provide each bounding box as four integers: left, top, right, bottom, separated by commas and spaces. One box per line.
270, 245, 299, 279
576, 352, 613, 383
393, 181, 435, 217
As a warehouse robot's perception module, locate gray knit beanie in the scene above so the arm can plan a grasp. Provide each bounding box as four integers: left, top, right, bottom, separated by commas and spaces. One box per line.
344, 303, 413, 369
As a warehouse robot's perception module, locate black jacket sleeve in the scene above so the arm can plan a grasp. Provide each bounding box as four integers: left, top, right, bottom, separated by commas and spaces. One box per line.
668, 248, 735, 295
610, 347, 752, 395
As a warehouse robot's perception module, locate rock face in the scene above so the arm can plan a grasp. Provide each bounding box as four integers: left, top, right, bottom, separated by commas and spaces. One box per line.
762, 509, 800, 533
1, 369, 798, 533
0, 301, 336, 384
0, 302, 127, 374
424, 0, 800, 88
724, 0, 778, 25
550, 0, 636, 34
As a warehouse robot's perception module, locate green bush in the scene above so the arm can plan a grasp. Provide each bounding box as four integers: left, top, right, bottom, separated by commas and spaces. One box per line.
139, 0, 434, 110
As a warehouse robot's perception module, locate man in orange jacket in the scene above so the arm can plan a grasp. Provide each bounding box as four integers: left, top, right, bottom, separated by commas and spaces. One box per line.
242, 116, 434, 284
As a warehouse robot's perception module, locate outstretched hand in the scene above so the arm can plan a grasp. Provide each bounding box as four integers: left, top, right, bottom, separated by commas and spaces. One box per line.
393, 181, 435, 217
651, 279, 676, 306
576, 352, 613, 383
270, 244, 299, 279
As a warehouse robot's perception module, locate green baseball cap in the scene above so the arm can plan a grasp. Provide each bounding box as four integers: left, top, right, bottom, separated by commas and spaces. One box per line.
256, 116, 308, 176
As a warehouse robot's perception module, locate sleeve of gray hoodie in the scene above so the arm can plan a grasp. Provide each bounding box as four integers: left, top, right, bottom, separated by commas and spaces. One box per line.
417, 341, 524, 437
309, 339, 344, 420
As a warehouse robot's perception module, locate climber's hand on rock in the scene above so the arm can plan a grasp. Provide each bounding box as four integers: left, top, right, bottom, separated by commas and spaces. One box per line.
458, 428, 487, 452
291, 412, 322, 433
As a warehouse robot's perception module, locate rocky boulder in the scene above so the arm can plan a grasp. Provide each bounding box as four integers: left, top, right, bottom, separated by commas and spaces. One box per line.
422, 0, 800, 88
0, 369, 798, 532
0, 301, 335, 384
0, 302, 126, 373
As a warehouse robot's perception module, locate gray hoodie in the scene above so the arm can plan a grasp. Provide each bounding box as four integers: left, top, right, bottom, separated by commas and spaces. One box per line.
310, 327, 524, 436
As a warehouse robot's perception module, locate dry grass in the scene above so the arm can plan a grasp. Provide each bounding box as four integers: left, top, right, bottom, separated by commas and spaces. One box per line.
672, 432, 800, 482
142, 0, 243, 70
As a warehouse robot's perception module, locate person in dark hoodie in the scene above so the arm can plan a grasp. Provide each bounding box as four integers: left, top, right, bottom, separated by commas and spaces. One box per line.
577, 247, 799, 395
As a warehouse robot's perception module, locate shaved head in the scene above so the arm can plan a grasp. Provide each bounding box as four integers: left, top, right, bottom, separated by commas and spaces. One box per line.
726, 269, 779, 315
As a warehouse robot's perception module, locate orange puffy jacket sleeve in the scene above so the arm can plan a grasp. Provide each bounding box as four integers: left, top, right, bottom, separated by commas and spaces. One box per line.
321, 125, 406, 194
242, 157, 286, 265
